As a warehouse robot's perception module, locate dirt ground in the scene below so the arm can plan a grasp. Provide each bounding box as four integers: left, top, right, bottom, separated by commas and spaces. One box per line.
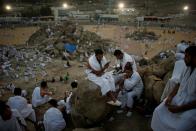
0, 26, 39, 45
0, 25, 195, 57
83, 25, 196, 58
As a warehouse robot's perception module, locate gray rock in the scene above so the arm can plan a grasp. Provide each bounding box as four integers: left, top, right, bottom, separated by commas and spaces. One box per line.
71, 79, 114, 128
152, 81, 165, 103
55, 42, 64, 51
143, 75, 157, 101
139, 52, 175, 103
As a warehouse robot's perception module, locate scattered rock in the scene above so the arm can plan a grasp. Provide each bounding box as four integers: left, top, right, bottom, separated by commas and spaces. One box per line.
27, 21, 115, 60
125, 30, 160, 41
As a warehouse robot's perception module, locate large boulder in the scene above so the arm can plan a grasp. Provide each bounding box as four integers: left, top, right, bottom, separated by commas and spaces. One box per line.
163, 71, 173, 83
70, 79, 114, 128
152, 81, 165, 103
139, 53, 175, 103
143, 75, 158, 101
139, 56, 174, 79
28, 28, 48, 46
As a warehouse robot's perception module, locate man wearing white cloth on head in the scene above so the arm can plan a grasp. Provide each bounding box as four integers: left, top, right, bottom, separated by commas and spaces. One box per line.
86, 49, 121, 106
7, 88, 36, 123
32, 81, 52, 107
151, 46, 196, 131
44, 99, 66, 131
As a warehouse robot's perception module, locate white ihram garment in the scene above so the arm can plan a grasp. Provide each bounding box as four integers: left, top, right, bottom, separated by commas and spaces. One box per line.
44, 107, 66, 131
175, 53, 185, 61
0, 109, 27, 131
66, 92, 72, 114
151, 67, 196, 131
175, 43, 189, 61
114, 53, 137, 83
176, 43, 189, 53
161, 60, 186, 101
7, 96, 36, 122
32, 87, 50, 107
175, 42, 188, 67
119, 53, 137, 72
121, 71, 143, 108
86, 54, 115, 95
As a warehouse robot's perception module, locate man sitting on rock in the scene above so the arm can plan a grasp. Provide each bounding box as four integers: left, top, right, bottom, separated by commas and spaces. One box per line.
161, 59, 187, 101
114, 49, 137, 72
32, 81, 52, 107
161, 41, 189, 101
151, 46, 196, 131
7, 88, 36, 123
44, 99, 66, 131
85, 49, 121, 106
117, 64, 144, 117
0, 100, 27, 131
113, 49, 137, 83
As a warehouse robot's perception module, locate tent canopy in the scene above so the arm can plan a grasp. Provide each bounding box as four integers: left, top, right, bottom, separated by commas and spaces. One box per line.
64, 43, 77, 53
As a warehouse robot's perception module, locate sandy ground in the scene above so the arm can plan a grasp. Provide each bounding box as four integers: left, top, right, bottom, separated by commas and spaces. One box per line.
0, 27, 39, 45
83, 25, 196, 58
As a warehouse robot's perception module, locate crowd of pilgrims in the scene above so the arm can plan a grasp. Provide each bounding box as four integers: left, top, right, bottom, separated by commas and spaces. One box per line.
0, 40, 196, 131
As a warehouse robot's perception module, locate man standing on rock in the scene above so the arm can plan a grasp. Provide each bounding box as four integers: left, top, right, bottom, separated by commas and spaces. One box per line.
85, 49, 121, 106
151, 46, 196, 131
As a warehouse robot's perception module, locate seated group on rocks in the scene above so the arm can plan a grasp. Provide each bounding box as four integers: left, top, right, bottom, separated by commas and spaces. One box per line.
0, 80, 77, 131
1, 43, 196, 131
86, 49, 144, 117
151, 42, 196, 131
86, 44, 196, 130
